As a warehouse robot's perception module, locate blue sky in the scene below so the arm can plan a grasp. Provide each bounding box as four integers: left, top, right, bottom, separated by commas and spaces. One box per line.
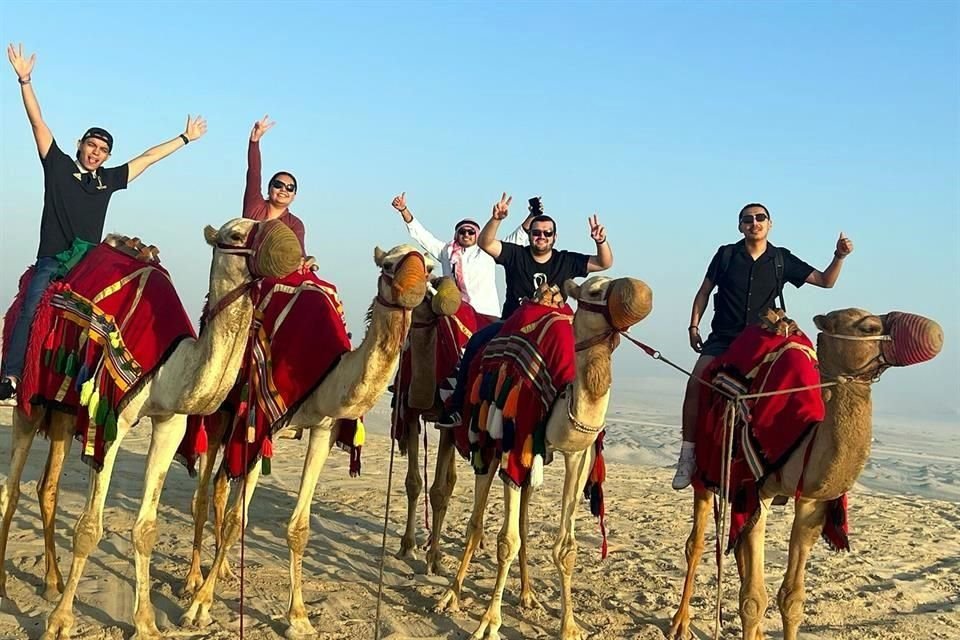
1, 1, 957, 423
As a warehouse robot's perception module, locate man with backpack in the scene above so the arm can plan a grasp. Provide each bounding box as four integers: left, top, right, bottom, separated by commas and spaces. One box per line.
672, 203, 854, 489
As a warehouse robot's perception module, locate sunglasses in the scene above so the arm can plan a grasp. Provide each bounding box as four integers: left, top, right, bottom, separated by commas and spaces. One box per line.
530, 229, 555, 238
457, 228, 476, 236
739, 213, 769, 224
271, 179, 297, 193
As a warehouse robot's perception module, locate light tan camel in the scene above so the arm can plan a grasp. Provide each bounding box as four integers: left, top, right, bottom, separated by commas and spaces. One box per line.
668, 307, 943, 640
436, 275, 653, 640
0, 218, 302, 640
178, 244, 432, 640
393, 276, 464, 562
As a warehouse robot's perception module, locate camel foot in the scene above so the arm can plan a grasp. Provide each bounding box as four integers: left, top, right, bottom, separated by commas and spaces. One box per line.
218, 561, 237, 581
41, 610, 75, 640
41, 582, 64, 602
130, 620, 163, 640
180, 570, 204, 597
396, 536, 418, 560
560, 617, 587, 640
284, 615, 317, 639
519, 589, 543, 611
424, 552, 445, 577
667, 609, 693, 640
179, 598, 214, 628
434, 588, 461, 613
470, 609, 503, 640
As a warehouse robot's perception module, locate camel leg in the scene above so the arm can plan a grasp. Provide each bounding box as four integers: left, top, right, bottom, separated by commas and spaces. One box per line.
211, 466, 236, 580
182, 413, 226, 596
553, 447, 596, 640
180, 458, 263, 628
285, 424, 338, 640
470, 480, 522, 640
517, 484, 540, 610
734, 503, 769, 640
435, 460, 498, 612
0, 408, 41, 600
38, 412, 75, 601
397, 418, 422, 560
41, 418, 133, 640
777, 499, 828, 640
668, 486, 712, 639
425, 428, 457, 575
129, 414, 188, 640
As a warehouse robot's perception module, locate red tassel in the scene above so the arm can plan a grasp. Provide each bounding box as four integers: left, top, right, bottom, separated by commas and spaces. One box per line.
262, 437, 273, 459
196, 420, 208, 454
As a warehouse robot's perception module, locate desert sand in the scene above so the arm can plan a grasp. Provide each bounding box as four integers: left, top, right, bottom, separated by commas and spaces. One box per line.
0, 395, 957, 639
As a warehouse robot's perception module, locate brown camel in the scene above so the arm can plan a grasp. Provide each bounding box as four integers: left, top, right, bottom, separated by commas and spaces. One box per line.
669, 307, 944, 640
436, 275, 653, 640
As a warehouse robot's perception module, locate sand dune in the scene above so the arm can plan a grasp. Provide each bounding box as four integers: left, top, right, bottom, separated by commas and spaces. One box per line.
0, 401, 957, 639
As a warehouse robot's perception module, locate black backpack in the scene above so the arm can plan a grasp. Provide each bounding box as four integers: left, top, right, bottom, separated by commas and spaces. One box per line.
716, 244, 787, 312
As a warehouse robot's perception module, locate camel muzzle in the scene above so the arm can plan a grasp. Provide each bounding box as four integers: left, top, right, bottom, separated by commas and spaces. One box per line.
391, 252, 428, 308
881, 312, 943, 367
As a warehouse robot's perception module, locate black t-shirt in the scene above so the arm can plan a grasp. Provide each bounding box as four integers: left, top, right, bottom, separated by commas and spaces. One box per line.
706, 240, 814, 338
496, 242, 590, 319
37, 139, 129, 257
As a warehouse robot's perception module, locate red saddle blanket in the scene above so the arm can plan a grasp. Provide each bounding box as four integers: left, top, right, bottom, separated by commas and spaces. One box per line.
178, 271, 360, 479
454, 300, 576, 488
391, 301, 479, 448
11, 243, 194, 470
695, 324, 847, 551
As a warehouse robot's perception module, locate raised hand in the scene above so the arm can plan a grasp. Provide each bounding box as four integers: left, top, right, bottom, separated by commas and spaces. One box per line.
588, 213, 606, 243
492, 192, 512, 220
835, 232, 853, 258
250, 114, 275, 142
391, 192, 407, 212
184, 115, 207, 142
7, 43, 35, 80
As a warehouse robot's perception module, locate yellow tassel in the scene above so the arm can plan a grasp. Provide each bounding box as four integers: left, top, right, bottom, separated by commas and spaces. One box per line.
353, 419, 366, 447
79, 379, 95, 406
109, 331, 121, 349
87, 390, 100, 421
469, 374, 482, 405
503, 385, 520, 420
520, 434, 534, 468
478, 401, 490, 433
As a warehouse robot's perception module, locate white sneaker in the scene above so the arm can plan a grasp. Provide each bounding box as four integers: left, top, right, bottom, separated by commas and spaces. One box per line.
672, 451, 696, 490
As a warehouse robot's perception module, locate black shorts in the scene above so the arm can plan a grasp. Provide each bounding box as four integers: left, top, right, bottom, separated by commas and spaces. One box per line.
700, 332, 735, 357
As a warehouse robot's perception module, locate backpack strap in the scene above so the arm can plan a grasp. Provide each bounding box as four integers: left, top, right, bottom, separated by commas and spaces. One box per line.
716, 244, 735, 282
774, 247, 786, 312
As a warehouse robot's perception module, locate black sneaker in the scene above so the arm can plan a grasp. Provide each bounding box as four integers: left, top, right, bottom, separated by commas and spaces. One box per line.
435, 409, 462, 429
0, 377, 17, 401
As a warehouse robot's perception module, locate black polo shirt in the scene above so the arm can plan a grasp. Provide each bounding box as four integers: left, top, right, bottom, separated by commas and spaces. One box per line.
37, 139, 129, 258
706, 240, 814, 338
496, 242, 590, 319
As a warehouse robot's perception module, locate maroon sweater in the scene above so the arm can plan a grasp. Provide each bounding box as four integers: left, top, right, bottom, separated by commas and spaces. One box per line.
243, 141, 306, 254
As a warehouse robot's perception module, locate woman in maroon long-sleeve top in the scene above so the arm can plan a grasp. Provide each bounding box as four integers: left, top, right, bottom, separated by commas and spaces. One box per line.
244, 115, 311, 269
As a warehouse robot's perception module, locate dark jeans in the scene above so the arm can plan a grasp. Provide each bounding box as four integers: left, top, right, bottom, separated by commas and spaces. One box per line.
2, 257, 59, 379
448, 320, 503, 413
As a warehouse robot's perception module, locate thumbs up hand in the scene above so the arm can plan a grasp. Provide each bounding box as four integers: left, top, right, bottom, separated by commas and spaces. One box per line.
835, 232, 854, 258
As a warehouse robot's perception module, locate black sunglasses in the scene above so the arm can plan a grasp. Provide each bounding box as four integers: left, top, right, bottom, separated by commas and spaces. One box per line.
271, 179, 297, 193
457, 228, 476, 236
739, 213, 769, 224
530, 229, 555, 238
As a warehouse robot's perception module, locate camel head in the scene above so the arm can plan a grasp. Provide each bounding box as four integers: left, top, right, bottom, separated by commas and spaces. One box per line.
814, 308, 943, 380
565, 275, 653, 398
373, 244, 432, 309
204, 218, 302, 282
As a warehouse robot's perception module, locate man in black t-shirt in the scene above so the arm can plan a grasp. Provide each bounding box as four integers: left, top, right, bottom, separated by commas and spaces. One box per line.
671, 203, 855, 490
436, 192, 614, 428
0, 43, 208, 400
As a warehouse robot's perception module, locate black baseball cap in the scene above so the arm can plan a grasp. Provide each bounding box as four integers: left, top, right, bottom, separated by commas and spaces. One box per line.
81, 127, 114, 152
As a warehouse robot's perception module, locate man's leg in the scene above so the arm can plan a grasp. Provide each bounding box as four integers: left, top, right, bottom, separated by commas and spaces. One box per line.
672, 354, 715, 490
0, 258, 59, 399
437, 321, 503, 428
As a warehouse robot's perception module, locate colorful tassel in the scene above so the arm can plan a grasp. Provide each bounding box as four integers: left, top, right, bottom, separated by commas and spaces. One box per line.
65, 351, 79, 377
469, 375, 482, 405
54, 347, 66, 374
495, 375, 513, 407
494, 364, 507, 398
531, 453, 544, 488
104, 410, 118, 442
478, 401, 490, 433
80, 379, 95, 406
87, 389, 100, 419
503, 385, 520, 420
261, 437, 273, 475
533, 426, 547, 458
502, 419, 516, 451
44, 349, 52, 367
479, 371, 495, 402
94, 397, 109, 427
353, 418, 366, 447
520, 434, 534, 468
488, 406, 503, 440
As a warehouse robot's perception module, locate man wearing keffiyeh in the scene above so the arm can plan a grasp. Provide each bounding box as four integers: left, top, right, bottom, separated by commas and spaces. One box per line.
391, 192, 534, 322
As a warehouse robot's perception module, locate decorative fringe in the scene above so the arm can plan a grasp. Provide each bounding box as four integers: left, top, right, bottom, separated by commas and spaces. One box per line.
503, 385, 520, 419
353, 418, 366, 447
21, 282, 67, 416
487, 406, 503, 440
530, 453, 544, 488
520, 434, 534, 468
469, 375, 482, 405
261, 437, 273, 475
502, 418, 516, 451
80, 379, 95, 406
195, 419, 208, 454
478, 401, 490, 433
104, 409, 118, 442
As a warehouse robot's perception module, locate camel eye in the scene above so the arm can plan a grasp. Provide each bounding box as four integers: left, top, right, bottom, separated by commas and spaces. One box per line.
229, 232, 243, 243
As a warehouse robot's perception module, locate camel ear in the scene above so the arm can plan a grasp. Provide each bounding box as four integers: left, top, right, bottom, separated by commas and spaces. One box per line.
813, 314, 831, 332
374, 246, 386, 267
563, 279, 580, 300
204, 225, 218, 247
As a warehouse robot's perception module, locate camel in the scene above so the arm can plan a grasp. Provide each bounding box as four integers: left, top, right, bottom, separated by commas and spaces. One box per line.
0, 218, 302, 640
668, 307, 944, 640
436, 275, 653, 640
178, 244, 432, 639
